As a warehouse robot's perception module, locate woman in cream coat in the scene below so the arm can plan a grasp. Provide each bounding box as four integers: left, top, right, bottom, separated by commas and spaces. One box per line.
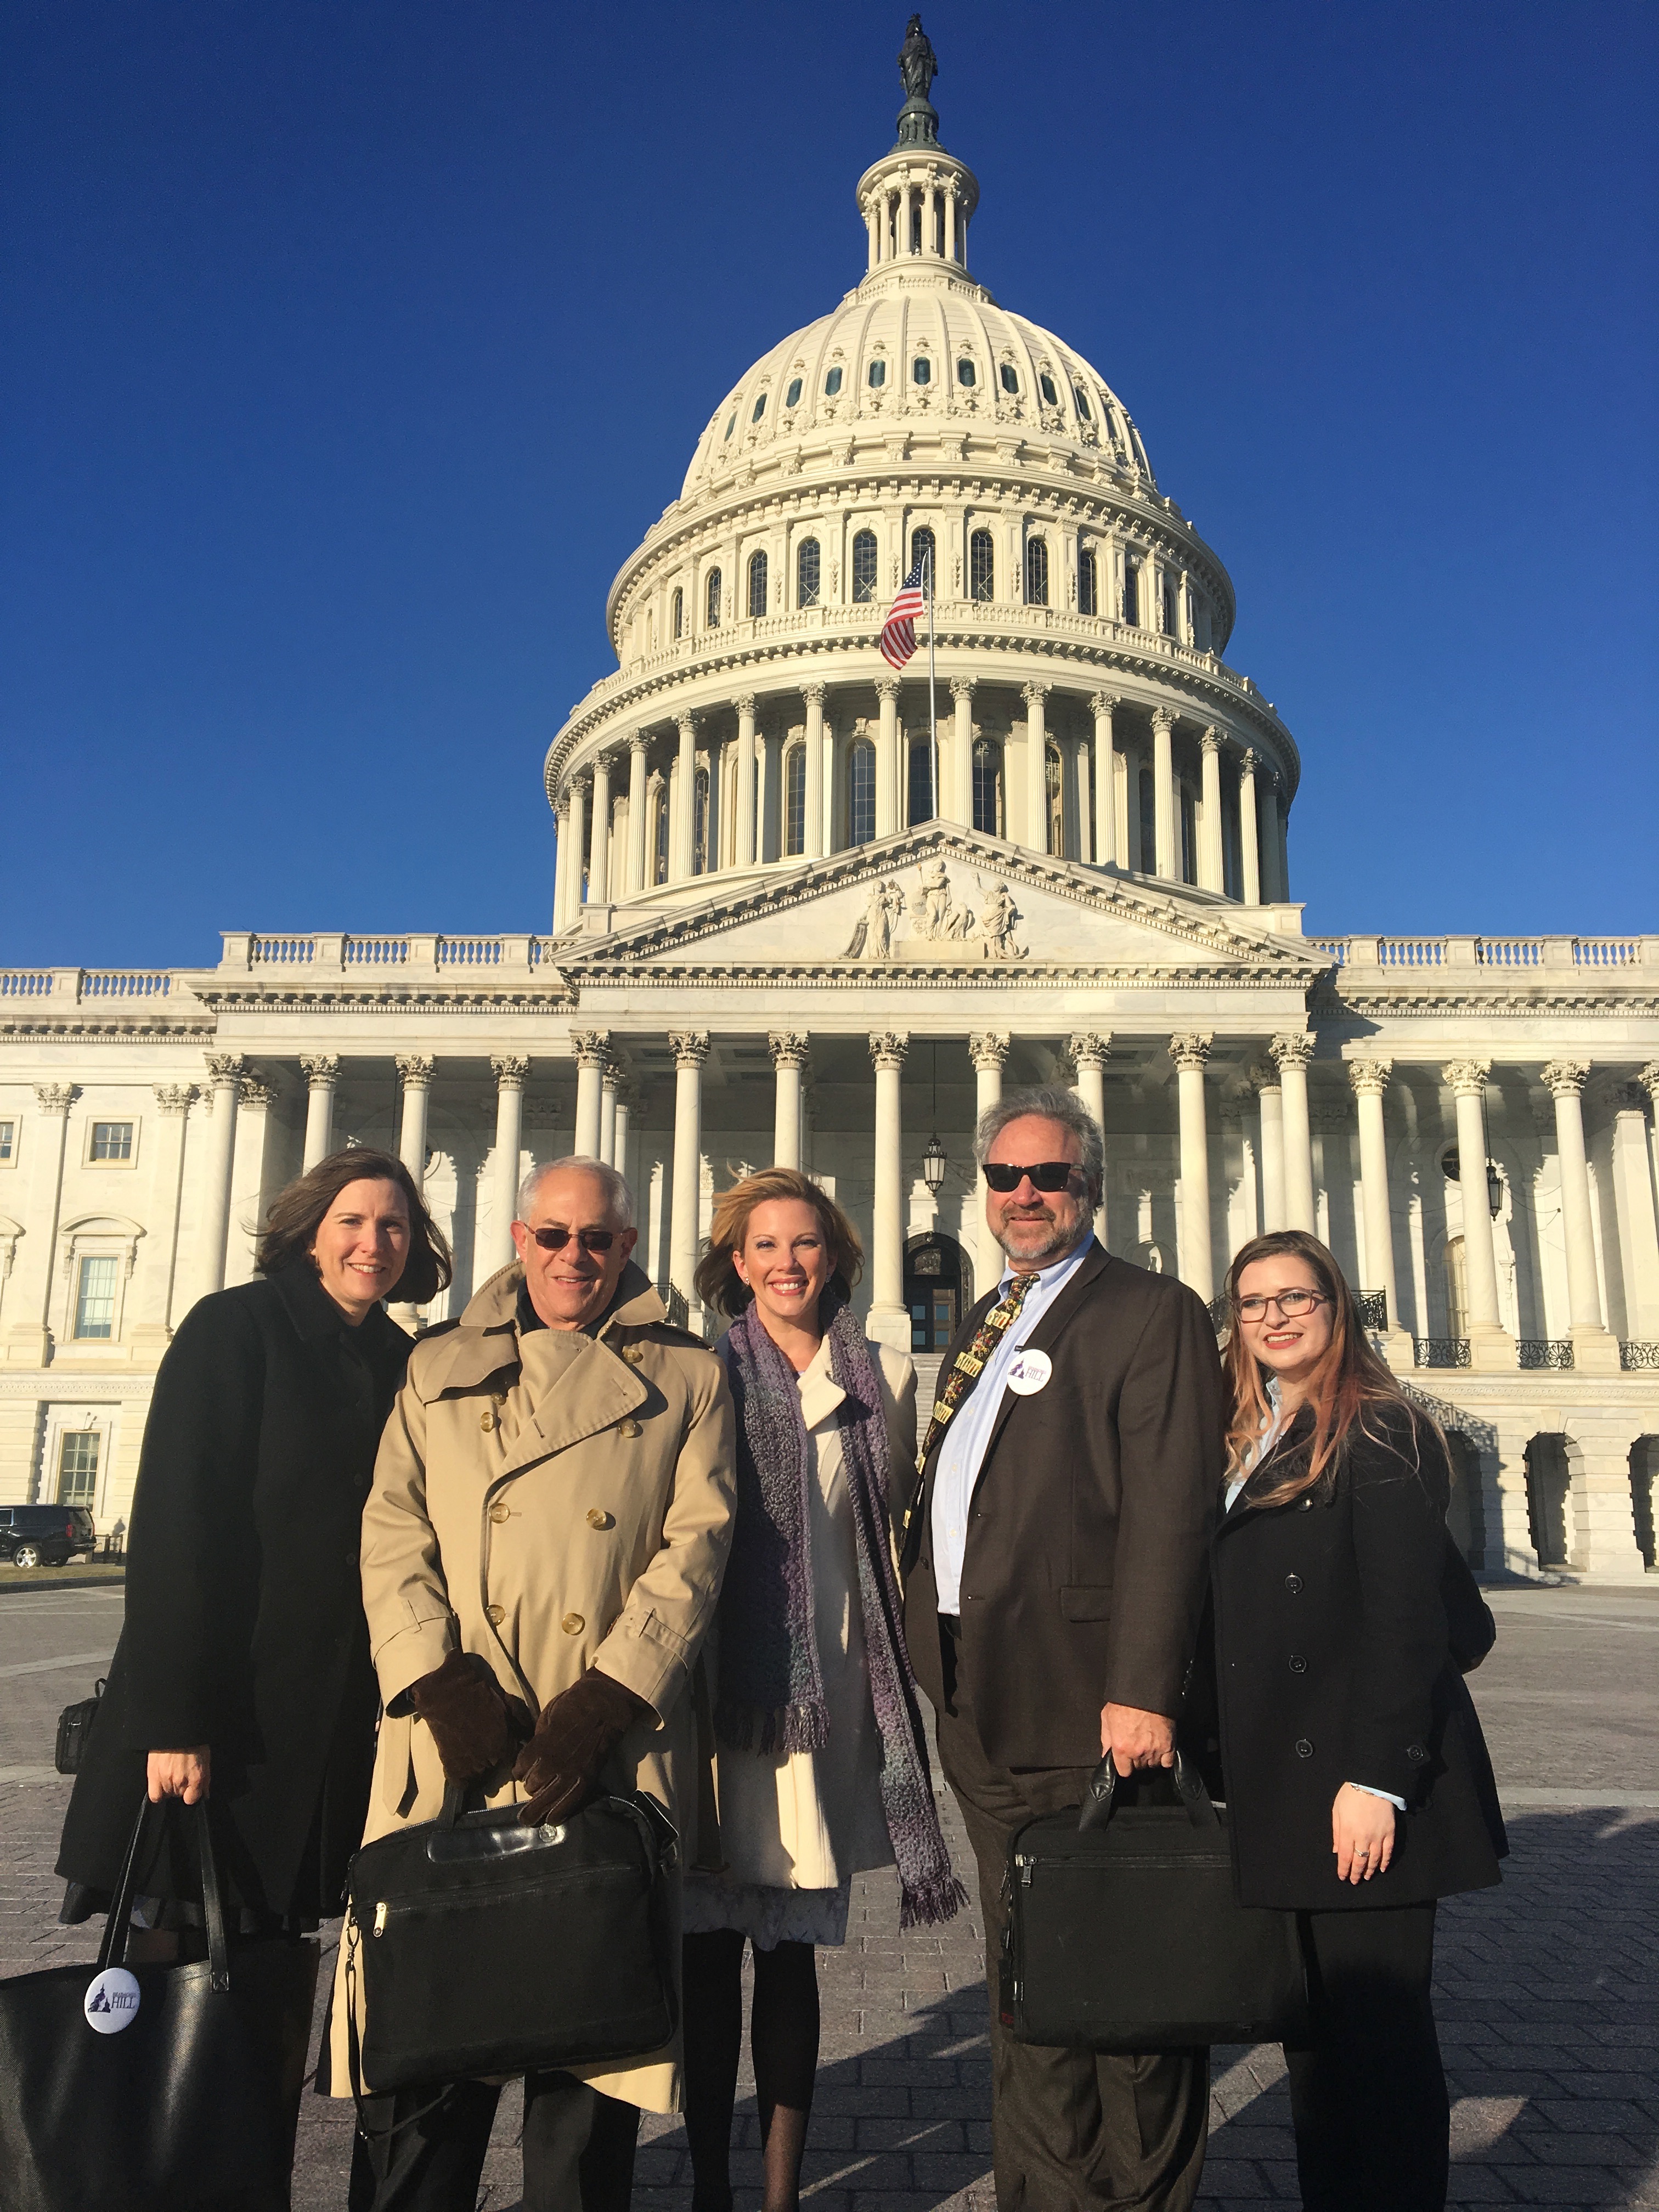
686, 1169, 962, 2212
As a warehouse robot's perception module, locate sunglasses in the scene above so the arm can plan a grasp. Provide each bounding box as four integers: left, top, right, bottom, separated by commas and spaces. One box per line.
981, 1160, 1079, 1193
525, 1225, 617, 1254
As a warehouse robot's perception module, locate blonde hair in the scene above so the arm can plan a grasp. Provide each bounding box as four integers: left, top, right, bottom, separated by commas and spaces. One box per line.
693, 1167, 864, 1319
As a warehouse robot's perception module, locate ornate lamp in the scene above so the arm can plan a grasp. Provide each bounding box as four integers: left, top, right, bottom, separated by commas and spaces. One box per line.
923, 1132, 947, 1195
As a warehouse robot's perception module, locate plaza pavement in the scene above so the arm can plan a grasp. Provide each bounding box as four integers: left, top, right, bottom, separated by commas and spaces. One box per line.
2, 1577, 1655, 2210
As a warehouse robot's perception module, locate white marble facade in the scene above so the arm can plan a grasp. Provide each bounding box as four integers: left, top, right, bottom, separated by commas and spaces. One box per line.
3, 58, 1657, 1582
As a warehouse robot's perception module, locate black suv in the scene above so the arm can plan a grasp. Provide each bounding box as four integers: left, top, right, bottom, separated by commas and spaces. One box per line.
0, 1505, 97, 1568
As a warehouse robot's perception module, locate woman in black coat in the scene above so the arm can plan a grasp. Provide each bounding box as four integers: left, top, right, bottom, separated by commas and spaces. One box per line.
1210, 1229, 1506, 2212
58, 1147, 451, 1949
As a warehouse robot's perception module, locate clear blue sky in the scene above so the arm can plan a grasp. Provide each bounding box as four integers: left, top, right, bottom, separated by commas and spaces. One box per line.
4, 1, 1655, 968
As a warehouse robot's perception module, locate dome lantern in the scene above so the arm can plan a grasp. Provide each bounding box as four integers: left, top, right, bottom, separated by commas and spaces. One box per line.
857, 16, 979, 278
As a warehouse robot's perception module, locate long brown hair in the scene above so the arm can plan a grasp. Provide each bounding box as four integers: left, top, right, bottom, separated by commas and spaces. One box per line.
693, 1167, 864, 1320
1223, 1229, 1421, 1506
256, 1148, 453, 1307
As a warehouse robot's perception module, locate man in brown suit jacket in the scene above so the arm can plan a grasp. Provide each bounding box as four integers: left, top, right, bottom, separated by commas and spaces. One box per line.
902, 1086, 1223, 2211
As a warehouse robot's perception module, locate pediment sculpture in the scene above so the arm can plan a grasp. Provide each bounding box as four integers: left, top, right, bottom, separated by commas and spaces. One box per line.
843, 860, 1026, 963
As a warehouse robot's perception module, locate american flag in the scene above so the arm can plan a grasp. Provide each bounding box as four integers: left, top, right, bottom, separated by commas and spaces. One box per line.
877, 558, 929, 671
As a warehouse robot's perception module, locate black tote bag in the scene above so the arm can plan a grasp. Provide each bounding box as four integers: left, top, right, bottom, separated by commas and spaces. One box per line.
0, 1793, 318, 2212
1000, 1753, 1310, 2052
343, 1786, 679, 2095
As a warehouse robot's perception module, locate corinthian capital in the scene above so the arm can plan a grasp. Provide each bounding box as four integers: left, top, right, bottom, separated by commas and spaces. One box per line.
571, 1030, 610, 1070
33, 1084, 77, 1116
1168, 1032, 1214, 1073
868, 1031, 909, 1071
967, 1031, 1009, 1074
490, 1054, 531, 1090
768, 1031, 810, 1071
1541, 1059, 1589, 1099
1068, 1031, 1110, 1071
395, 1054, 435, 1087
1441, 1058, 1491, 1098
1269, 1034, 1314, 1074
299, 1054, 338, 1088
1347, 1057, 1393, 1098
669, 1030, 710, 1069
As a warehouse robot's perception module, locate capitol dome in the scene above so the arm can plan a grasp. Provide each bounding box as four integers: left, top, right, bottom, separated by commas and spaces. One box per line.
545, 48, 1297, 928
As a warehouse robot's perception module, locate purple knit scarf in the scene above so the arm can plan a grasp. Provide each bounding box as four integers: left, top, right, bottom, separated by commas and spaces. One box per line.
716, 1294, 965, 1928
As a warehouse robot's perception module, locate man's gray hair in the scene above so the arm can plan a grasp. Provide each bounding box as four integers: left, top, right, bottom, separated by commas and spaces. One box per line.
515, 1156, 635, 1229
973, 1084, 1105, 1193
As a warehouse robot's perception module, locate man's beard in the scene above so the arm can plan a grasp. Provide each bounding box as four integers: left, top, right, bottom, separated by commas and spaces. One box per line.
994, 1204, 1087, 1266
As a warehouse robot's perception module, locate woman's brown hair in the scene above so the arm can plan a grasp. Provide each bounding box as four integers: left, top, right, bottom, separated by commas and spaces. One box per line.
256, 1148, 453, 1307
1223, 1228, 1424, 1506
693, 1167, 865, 1321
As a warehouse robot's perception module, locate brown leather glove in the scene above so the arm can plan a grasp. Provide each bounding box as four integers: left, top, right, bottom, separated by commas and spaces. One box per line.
405, 1650, 534, 1786
512, 1668, 648, 1826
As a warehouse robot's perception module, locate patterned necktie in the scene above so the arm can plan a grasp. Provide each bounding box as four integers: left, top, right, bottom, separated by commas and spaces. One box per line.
916, 1267, 1039, 1477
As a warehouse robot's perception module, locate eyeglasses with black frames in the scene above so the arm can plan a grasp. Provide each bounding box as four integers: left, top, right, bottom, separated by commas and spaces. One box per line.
525, 1225, 616, 1254
1234, 1288, 1328, 1322
981, 1161, 1079, 1193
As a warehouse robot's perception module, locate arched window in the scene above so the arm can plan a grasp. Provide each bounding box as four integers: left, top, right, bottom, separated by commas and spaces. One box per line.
747, 550, 768, 619
797, 538, 820, 607
824, 365, 843, 396
785, 377, 802, 407
969, 529, 994, 602
1074, 386, 1092, 419
670, 586, 684, 640
785, 746, 806, 856
1137, 766, 1155, 873
910, 526, 936, 588
1122, 554, 1140, 627
848, 741, 876, 846
867, 359, 887, 389
1163, 572, 1178, 635
1039, 372, 1058, 405
973, 739, 1004, 837
1078, 548, 1098, 616
1025, 536, 1049, 607
1046, 742, 1064, 856
851, 529, 879, 602
693, 766, 711, 874
999, 364, 1019, 395
705, 568, 721, 628
907, 740, 935, 826
957, 359, 976, 386
912, 356, 931, 385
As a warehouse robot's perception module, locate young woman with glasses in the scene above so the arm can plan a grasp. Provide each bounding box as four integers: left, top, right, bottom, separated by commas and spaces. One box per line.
1207, 1229, 1508, 2212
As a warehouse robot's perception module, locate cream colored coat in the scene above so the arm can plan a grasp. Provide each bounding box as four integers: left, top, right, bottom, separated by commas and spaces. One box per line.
326, 1261, 736, 2113
704, 1332, 917, 1893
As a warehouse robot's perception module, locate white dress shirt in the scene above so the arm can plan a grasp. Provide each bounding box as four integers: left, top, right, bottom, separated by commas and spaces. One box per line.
930, 1234, 1097, 1615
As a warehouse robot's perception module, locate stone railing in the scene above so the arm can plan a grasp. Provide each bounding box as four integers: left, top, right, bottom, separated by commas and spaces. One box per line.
225, 933, 558, 975
1312, 936, 1651, 975
0, 968, 179, 1003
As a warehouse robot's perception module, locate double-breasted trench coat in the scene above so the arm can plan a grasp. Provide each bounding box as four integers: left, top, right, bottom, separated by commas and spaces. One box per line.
324, 1260, 736, 2113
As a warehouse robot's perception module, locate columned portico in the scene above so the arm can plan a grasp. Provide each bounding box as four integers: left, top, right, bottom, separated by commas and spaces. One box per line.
599, 1058, 619, 1166
669, 1031, 709, 1321
1443, 1059, 1516, 1370
1254, 1063, 1286, 1232
300, 1054, 338, 1171
1348, 1057, 1410, 1357
1069, 1032, 1110, 1246
867, 1032, 910, 1355
1169, 1033, 1214, 1301
969, 1031, 1008, 1268
396, 1056, 433, 1188
198, 1054, 244, 1301
1542, 1061, 1621, 1374
488, 1056, 528, 1274
769, 1031, 808, 1170
572, 1031, 608, 1159
1270, 1034, 1316, 1233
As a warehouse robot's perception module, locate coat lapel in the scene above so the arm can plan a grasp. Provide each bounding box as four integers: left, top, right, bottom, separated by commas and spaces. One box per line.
973, 1242, 1112, 1480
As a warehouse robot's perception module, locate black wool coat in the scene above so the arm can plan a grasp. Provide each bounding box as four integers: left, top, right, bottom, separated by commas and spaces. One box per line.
1210, 1397, 1507, 1912
902, 1242, 1224, 1770
57, 1267, 410, 1921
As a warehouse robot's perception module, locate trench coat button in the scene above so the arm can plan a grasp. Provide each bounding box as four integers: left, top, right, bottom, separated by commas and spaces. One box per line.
1294, 1737, 1314, 1758
489, 1502, 510, 1524
1285, 1573, 1304, 1594
562, 1613, 585, 1635
480, 1411, 496, 1433
1288, 1653, 1307, 1674
493, 1390, 508, 1406
1407, 1742, 1429, 1762
486, 1603, 505, 1627
624, 1345, 645, 1365
618, 1419, 642, 1439
586, 1508, 613, 1530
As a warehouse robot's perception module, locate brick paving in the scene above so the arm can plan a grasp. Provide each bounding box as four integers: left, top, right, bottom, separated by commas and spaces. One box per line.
2, 1584, 1656, 2209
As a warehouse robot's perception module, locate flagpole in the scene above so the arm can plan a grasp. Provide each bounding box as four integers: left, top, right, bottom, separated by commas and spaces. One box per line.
927, 549, 938, 822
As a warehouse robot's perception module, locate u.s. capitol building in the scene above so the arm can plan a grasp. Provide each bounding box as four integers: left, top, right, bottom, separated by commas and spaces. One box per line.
3, 33, 1656, 1581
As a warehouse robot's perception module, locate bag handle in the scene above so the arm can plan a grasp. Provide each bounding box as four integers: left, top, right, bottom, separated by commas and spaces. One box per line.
1077, 1748, 1220, 1834
95, 1789, 232, 1991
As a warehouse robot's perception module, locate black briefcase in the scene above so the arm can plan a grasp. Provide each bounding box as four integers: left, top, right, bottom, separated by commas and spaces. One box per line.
54, 1676, 106, 1775
1000, 1754, 1309, 2052
0, 1793, 318, 2212
344, 1787, 679, 2094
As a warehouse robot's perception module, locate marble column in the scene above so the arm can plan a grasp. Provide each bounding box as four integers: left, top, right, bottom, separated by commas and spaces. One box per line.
734, 696, 758, 867
1023, 683, 1049, 854
588, 753, 612, 904
1254, 1064, 1286, 1232
969, 1032, 1008, 1281
875, 678, 900, 838
669, 1031, 709, 1319
1199, 730, 1225, 893
396, 1056, 433, 1189
198, 1056, 245, 1303
300, 1054, 338, 1172
1348, 1058, 1404, 1342
567, 777, 589, 911
1641, 1066, 1659, 1260
599, 1060, 619, 1167
1238, 751, 1262, 905
1069, 1032, 1110, 1246
1, 1085, 74, 1362
1271, 1034, 1316, 1234
868, 1032, 910, 1355
944, 185, 956, 263
552, 800, 573, 933
487, 1057, 529, 1274
769, 1032, 808, 1170
949, 679, 974, 828
1090, 693, 1119, 867
803, 685, 827, 859
129, 1083, 195, 1346
1152, 709, 1177, 879
626, 735, 650, 897
1442, 1059, 1514, 1367
572, 1031, 608, 1159
612, 1084, 635, 1195
1606, 1082, 1659, 1345
1259, 776, 1282, 901
1542, 1060, 1619, 1372
670, 714, 697, 883
1170, 1034, 1215, 1301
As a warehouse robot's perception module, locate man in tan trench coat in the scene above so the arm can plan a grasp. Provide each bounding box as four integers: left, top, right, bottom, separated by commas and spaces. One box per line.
332, 1156, 736, 2212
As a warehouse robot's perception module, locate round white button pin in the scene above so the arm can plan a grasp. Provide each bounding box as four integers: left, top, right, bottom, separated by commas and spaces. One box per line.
1005, 1348, 1052, 1396
84, 1966, 141, 2034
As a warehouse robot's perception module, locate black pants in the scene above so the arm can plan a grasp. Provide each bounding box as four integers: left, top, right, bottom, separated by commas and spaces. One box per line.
935, 1627, 1209, 2212
348, 2071, 639, 2212
1284, 1902, 1447, 2212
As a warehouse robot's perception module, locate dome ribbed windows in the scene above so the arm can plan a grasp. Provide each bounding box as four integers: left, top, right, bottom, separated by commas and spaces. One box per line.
969, 529, 994, 602
999, 364, 1019, 394
852, 529, 879, 603
824, 366, 843, 396
973, 740, 1004, 836
910, 527, 936, 585
747, 551, 768, 619
957, 359, 976, 386
670, 586, 684, 640
785, 377, 803, 407
785, 747, 806, 856
797, 538, 820, 607
751, 393, 767, 422
1039, 373, 1058, 405
848, 742, 876, 846
706, 568, 722, 628
1078, 549, 1098, 616
1074, 387, 1092, 419
912, 357, 931, 385
867, 359, 887, 388
724, 414, 736, 440
1024, 537, 1049, 607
